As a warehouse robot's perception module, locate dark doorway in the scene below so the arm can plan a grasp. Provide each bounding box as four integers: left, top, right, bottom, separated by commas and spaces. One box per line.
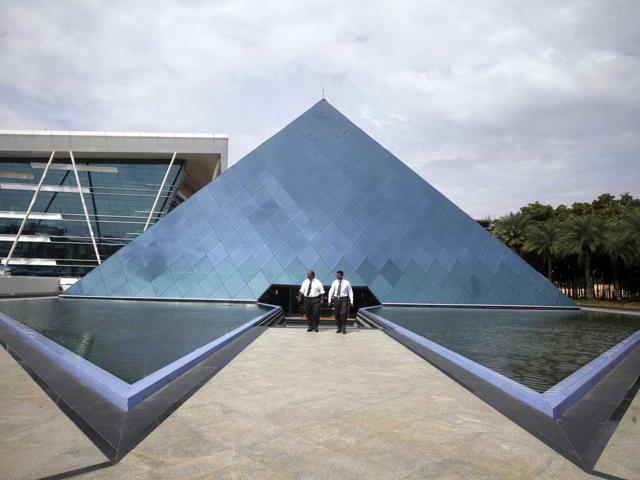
258, 284, 380, 319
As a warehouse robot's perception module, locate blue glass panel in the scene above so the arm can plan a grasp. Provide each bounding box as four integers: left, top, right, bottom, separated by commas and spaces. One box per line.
151, 270, 174, 296
274, 243, 296, 269
229, 244, 252, 267
168, 255, 191, 280
263, 257, 284, 282
191, 256, 214, 283
183, 282, 206, 299
436, 247, 456, 272
206, 243, 228, 266
224, 271, 246, 297
467, 276, 487, 303
432, 287, 455, 304
253, 244, 274, 269
286, 231, 308, 252
79, 269, 104, 293
199, 271, 222, 297
442, 275, 465, 303
496, 261, 518, 287
427, 260, 449, 287
473, 260, 495, 288
381, 260, 402, 286
298, 245, 320, 268
490, 275, 515, 303
104, 270, 128, 296
275, 270, 294, 285
311, 257, 331, 282
176, 272, 199, 297
370, 274, 393, 299
248, 271, 270, 298
356, 259, 378, 284
405, 261, 426, 285
215, 257, 236, 278
238, 257, 260, 283
285, 257, 307, 281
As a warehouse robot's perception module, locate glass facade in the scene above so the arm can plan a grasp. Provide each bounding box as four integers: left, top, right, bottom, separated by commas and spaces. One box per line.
0, 157, 184, 276
67, 100, 575, 306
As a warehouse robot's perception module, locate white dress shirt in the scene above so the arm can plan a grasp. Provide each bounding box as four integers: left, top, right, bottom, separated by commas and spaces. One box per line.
299, 278, 325, 298
328, 278, 354, 304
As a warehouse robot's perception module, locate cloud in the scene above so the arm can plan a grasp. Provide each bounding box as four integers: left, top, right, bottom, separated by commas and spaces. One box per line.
0, 0, 638, 217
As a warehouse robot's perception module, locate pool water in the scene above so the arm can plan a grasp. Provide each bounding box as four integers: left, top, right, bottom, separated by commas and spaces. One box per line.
0, 297, 269, 384
372, 306, 640, 392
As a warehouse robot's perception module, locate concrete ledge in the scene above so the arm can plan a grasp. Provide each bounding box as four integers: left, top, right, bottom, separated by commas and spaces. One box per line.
382, 302, 580, 310
60, 294, 256, 304
544, 329, 640, 416
0, 276, 59, 297
580, 306, 640, 316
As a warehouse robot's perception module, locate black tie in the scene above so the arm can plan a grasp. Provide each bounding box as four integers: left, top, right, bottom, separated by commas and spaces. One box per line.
336, 279, 342, 298
306, 280, 312, 297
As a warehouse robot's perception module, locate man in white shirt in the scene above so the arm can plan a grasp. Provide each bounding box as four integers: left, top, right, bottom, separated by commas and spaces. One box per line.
297, 270, 325, 332
328, 270, 354, 334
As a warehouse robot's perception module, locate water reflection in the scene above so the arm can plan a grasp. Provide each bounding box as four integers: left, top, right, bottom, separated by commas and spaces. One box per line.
375, 307, 640, 392
0, 298, 268, 384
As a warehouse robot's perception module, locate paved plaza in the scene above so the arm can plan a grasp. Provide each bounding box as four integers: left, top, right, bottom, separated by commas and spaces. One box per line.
2, 328, 639, 480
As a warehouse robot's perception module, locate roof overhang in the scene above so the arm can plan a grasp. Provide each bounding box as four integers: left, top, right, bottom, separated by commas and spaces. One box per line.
0, 130, 229, 195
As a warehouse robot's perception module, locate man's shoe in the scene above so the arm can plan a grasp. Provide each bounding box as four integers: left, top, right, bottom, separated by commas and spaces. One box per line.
314, 327, 319, 332
307, 327, 313, 332
336, 329, 341, 333
342, 329, 347, 334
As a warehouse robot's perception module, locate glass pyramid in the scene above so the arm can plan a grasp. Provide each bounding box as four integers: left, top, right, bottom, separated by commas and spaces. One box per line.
66, 100, 574, 306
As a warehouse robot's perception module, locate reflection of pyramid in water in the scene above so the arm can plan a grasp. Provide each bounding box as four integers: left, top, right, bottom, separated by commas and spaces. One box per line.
67, 100, 574, 306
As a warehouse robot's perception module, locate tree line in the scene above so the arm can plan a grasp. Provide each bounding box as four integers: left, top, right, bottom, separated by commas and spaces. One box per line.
491, 193, 640, 301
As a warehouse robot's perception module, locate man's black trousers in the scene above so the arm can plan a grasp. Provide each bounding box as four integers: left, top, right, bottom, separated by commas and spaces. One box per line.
303, 296, 321, 329
333, 297, 349, 331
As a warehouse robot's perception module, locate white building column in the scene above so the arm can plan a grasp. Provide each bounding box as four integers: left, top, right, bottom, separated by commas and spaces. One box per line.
1, 150, 56, 275
212, 156, 221, 179
144, 152, 177, 231
69, 151, 101, 265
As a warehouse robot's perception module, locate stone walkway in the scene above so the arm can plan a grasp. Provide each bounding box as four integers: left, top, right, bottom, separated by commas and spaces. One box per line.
1, 328, 639, 479
0, 348, 106, 480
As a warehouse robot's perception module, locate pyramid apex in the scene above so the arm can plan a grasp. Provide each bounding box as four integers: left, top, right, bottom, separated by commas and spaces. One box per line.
306, 97, 340, 116
311, 97, 330, 107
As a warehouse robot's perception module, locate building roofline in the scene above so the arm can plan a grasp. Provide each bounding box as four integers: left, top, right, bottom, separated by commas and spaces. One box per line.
0, 130, 228, 139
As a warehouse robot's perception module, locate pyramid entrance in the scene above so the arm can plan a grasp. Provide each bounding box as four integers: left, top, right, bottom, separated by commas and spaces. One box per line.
258, 284, 380, 327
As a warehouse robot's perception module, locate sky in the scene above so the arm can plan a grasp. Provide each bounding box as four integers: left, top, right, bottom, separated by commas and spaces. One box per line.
0, 0, 638, 218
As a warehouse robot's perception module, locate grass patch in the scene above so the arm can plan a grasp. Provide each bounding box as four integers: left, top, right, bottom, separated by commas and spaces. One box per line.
577, 299, 640, 311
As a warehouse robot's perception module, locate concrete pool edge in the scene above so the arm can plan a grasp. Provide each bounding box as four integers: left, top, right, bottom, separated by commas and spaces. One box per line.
382, 302, 579, 310
359, 305, 640, 419
544, 328, 640, 416
0, 301, 282, 411
60, 294, 258, 303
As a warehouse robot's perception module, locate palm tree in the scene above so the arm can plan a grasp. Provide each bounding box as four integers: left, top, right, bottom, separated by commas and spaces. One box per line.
494, 212, 530, 255
603, 222, 634, 299
523, 221, 559, 281
559, 215, 606, 300
621, 208, 640, 262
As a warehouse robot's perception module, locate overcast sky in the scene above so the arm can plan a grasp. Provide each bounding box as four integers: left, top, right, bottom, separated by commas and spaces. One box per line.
1, 1, 638, 218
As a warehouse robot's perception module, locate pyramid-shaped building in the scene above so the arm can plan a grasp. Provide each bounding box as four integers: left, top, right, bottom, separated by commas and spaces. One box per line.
66, 100, 574, 307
